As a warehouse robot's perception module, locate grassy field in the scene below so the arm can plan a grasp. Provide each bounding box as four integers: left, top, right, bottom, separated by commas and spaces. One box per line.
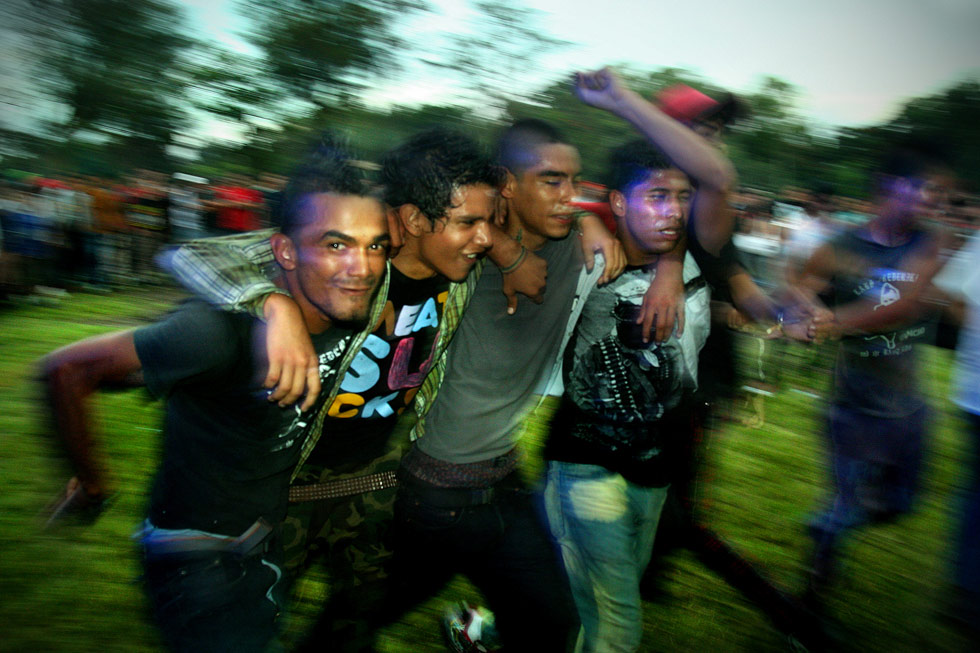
0, 285, 973, 652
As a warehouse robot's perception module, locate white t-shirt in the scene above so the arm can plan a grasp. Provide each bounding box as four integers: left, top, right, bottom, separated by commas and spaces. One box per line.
934, 231, 980, 415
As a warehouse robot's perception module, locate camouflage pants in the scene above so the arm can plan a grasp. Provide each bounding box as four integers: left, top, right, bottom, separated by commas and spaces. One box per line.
281, 442, 404, 651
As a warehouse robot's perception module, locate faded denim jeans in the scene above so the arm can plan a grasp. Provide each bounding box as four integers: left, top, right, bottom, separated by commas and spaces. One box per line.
545, 461, 669, 652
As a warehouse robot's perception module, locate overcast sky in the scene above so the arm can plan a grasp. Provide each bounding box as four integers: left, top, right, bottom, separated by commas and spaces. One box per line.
185, 0, 979, 129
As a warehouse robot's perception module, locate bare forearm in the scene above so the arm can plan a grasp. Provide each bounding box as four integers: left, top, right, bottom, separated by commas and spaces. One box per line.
609, 88, 736, 192
44, 364, 106, 494
40, 331, 143, 495
487, 222, 522, 268
729, 271, 778, 323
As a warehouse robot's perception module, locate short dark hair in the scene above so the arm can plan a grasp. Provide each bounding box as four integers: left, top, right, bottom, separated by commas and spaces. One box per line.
495, 118, 568, 174
380, 128, 501, 225
876, 139, 949, 192
606, 139, 674, 194
278, 132, 369, 238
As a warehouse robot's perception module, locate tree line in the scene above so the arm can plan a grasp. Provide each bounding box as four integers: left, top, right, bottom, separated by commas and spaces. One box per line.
2, 0, 978, 197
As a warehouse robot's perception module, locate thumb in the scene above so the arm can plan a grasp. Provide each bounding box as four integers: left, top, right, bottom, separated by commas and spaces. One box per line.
583, 244, 595, 273
506, 291, 518, 315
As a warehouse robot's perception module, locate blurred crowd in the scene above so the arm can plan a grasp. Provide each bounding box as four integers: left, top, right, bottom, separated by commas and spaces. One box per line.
5, 165, 976, 308
0, 170, 286, 303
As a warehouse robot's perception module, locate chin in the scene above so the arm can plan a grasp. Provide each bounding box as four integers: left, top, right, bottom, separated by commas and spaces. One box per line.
548, 225, 574, 239
331, 312, 371, 330
326, 301, 374, 328
444, 261, 477, 282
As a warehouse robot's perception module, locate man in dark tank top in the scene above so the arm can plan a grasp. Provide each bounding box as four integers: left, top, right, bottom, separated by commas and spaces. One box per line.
793, 142, 953, 610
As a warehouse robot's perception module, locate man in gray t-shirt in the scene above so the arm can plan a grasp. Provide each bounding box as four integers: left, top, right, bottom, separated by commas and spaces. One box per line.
389, 119, 587, 651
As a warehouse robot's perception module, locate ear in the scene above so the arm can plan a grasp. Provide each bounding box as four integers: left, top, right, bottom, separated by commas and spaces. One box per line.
609, 190, 627, 218
500, 170, 518, 200
270, 233, 297, 271
399, 204, 427, 237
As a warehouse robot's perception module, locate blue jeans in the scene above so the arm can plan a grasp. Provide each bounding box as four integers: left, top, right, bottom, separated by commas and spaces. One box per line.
140, 532, 285, 652
544, 461, 669, 653
386, 476, 580, 652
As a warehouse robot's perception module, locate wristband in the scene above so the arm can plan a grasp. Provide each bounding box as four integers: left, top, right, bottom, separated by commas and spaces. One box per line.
500, 246, 527, 275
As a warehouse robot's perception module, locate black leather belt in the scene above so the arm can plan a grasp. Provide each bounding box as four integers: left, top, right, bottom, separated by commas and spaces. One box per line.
397, 470, 527, 508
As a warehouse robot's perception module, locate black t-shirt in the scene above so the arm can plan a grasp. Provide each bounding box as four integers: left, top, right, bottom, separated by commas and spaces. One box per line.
134, 299, 353, 535
306, 266, 450, 468
687, 229, 744, 400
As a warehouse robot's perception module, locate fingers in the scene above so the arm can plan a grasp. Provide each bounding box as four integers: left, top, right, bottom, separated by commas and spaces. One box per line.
638, 303, 656, 344
284, 363, 307, 407
43, 477, 112, 529
264, 359, 282, 391
506, 290, 519, 315
265, 362, 291, 403
583, 243, 596, 273
637, 303, 684, 343
611, 246, 627, 280
266, 357, 320, 408
299, 366, 321, 412
661, 307, 677, 343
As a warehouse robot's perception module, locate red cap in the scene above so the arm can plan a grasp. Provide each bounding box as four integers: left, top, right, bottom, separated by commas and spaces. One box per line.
654, 84, 721, 123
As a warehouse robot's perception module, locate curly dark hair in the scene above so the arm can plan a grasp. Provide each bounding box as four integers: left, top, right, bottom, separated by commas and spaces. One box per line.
606, 139, 675, 194
380, 128, 501, 225
278, 131, 370, 237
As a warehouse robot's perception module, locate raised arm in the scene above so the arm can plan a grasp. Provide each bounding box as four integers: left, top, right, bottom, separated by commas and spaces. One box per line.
573, 67, 737, 255
40, 330, 143, 524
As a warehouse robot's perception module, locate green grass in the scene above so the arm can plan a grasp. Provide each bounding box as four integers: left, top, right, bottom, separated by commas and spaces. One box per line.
0, 287, 973, 652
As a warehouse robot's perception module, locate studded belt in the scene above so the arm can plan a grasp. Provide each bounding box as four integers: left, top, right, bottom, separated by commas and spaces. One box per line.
288, 470, 398, 503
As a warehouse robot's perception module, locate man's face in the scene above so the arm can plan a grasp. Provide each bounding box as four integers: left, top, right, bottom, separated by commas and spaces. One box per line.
291, 193, 390, 332
616, 168, 691, 264
417, 183, 495, 282
507, 143, 581, 246
885, 171, 952, 225
914, 173, 952, 222
692, 118, 725, 148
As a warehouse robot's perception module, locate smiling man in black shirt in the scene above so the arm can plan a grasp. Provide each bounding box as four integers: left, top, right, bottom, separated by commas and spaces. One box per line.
39, 135, 391, 653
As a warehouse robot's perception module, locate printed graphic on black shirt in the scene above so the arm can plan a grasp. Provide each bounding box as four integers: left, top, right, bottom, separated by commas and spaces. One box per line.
306, 270, 450, 466
272, 334, 352, 453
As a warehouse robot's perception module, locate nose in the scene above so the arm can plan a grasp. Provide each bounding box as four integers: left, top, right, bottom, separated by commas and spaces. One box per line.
559, 179, 576, 205
347, 247, 373, 279
666, 196, 684, 221
473, 220, 492, 249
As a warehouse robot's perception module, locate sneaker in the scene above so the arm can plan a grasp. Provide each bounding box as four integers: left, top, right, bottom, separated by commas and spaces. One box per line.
443, 602, 502, 653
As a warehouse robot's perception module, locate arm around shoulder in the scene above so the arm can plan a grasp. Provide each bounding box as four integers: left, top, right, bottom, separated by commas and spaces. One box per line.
164, 229, 285, 317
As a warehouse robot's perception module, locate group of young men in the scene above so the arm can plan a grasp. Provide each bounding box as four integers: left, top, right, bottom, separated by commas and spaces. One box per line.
39, 65, 961, 652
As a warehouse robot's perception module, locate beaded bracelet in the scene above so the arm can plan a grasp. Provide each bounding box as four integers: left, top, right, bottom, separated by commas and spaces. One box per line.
500, 245, 528, 274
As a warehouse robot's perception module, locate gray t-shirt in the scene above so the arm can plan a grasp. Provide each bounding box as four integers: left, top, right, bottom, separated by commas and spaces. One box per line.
417, 235, 583, 463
